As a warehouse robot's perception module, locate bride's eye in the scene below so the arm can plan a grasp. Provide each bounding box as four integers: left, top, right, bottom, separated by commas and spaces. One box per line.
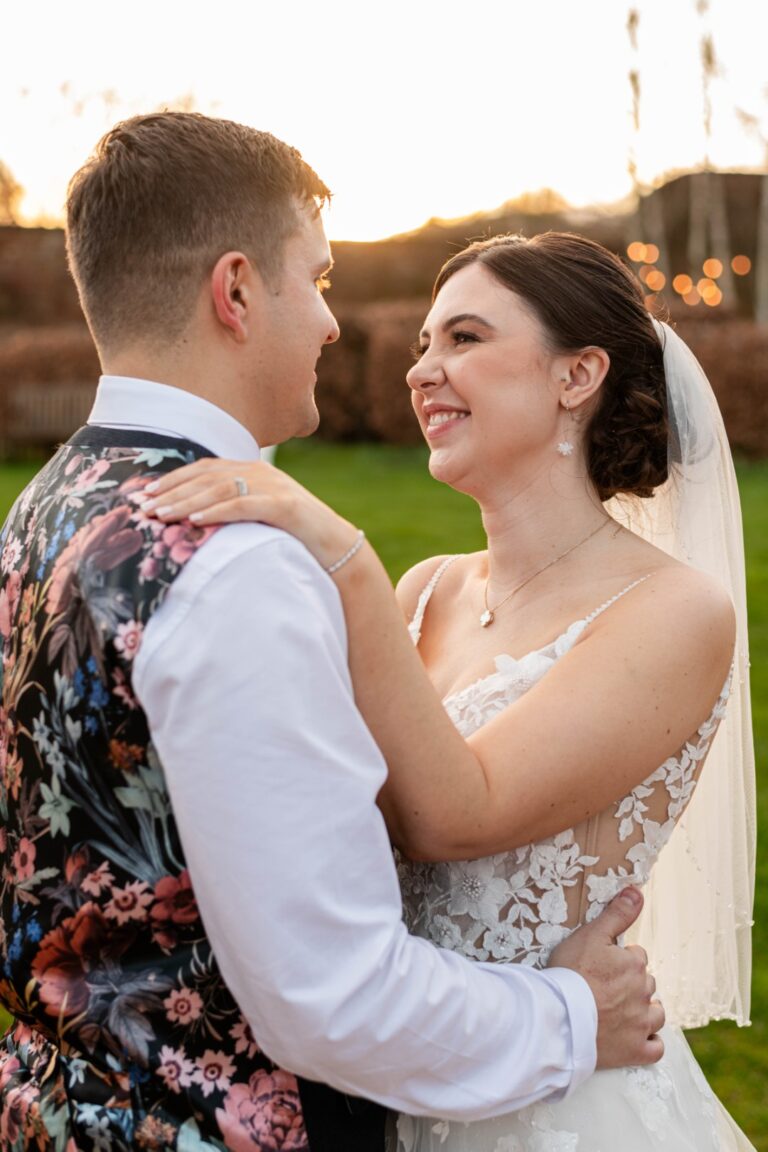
410, 341, 428, 361
315, 275, 332, 293
452, 330, 478, 346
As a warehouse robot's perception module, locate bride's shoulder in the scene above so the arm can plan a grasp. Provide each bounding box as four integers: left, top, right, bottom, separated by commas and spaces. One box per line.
609, 559, 736, 669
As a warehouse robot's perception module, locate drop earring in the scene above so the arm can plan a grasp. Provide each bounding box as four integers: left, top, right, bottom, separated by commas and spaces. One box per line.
556, 382, 576, 457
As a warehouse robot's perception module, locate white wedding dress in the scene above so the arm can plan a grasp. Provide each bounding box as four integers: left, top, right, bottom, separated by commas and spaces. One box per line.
394, 557, 755, 1152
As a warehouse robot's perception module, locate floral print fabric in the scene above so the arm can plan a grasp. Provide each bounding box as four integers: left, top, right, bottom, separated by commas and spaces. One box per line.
0, 429, 309, 1151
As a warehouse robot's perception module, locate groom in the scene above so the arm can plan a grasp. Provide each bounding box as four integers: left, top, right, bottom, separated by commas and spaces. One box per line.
0, 113, 662, 1151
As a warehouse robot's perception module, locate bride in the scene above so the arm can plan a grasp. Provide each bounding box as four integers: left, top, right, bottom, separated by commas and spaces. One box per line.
142, 232, 756, 1150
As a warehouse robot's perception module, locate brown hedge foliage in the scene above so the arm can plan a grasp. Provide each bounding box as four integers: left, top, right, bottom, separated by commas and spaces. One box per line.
361, 301, 427, 446
0, 324, 99, 385
316, 305, 768, 457
672, 316, 768, 458
315, 300, 427, 444
0, 311, 766, 457
0, 227, 81, 324
0, 324, 100, 454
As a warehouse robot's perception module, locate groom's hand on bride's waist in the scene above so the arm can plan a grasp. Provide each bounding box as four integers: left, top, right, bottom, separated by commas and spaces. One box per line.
547, 886, 665, 1070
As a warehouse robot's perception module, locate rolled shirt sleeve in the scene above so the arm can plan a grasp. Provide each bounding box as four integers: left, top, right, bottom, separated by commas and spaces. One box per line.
133, 524, 597, 1119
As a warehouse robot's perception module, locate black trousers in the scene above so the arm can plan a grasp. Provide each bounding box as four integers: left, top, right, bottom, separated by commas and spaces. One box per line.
298, 1078, 389, 1152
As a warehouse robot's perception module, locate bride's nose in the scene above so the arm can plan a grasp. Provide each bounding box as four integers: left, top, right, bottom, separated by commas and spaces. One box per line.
406, 351, 445, 393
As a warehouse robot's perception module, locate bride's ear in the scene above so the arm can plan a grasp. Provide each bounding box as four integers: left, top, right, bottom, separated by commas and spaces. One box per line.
558, 347, 610, 412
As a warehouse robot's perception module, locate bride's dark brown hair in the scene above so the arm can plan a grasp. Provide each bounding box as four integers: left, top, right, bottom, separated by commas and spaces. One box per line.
433, 232, 668, 501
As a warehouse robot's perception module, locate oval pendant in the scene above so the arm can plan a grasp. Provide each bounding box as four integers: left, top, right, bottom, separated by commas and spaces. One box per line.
479, 609, 494, 628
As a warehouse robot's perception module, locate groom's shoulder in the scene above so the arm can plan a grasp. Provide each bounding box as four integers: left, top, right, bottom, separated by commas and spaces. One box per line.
174, 520, 321, 587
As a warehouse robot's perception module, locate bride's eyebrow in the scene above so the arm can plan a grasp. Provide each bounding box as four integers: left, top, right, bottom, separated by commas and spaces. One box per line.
419, 313, 496, 340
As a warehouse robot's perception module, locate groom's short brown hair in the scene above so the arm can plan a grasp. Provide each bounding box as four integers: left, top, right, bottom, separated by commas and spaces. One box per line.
66, 112, 330, 353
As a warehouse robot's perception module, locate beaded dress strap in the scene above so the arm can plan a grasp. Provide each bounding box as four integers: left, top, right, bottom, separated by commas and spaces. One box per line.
580, 574, 652, 629
407, 556, 460, 646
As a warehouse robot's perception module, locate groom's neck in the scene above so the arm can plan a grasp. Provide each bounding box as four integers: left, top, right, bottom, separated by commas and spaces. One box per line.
101, 335, 256, 434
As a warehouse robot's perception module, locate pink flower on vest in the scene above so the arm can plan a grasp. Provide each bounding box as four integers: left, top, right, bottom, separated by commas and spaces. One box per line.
161, 523, 216, 566
157, 1044, 196, 1095
11, 838, 36, 883
114, 620, 144, 661
216, 1068, 307, 1151
71, 459, 110, 492
0, 1070, 38, 1149
104, 880, 153, 925
164, 986, 204, 1025
151, 870, 198, 926
0, 570, 22, 639
193, 1049, 236, 1098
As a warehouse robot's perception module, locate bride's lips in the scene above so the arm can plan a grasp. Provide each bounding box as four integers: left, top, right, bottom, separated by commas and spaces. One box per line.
422, 403, 470, 441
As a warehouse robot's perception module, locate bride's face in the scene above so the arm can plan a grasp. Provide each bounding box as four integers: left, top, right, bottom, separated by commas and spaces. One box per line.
407, 263, 565, 497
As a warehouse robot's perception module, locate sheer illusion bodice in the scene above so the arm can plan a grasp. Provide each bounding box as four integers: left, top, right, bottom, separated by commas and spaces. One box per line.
393, 557, 753, 1152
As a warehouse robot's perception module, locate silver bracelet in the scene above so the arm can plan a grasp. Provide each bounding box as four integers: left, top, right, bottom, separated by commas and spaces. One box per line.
325, 529, 366, 575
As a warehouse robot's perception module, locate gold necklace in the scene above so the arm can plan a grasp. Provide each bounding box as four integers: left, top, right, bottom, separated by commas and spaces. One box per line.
480, 518, 613, 628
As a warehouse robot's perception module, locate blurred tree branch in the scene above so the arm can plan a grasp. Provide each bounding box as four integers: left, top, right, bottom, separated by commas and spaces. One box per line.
0, 161, 22, 226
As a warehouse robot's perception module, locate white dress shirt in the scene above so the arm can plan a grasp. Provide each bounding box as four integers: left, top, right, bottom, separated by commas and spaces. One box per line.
89, 375, 597, 1119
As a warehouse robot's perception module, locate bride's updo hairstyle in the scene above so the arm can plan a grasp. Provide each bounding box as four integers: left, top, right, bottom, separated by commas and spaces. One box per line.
432, 232, 668, 501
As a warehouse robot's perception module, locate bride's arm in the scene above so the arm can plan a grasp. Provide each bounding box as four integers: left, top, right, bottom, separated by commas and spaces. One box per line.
140, 458, 736, 862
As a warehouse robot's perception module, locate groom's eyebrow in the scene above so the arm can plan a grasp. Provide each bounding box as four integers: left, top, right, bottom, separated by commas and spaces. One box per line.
420, 313, 496, 339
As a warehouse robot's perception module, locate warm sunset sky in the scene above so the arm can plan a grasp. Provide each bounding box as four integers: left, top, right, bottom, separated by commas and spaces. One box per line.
1, 0, 765, 240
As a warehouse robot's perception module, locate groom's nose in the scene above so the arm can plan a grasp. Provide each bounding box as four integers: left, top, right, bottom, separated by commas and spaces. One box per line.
323, 301, 340, 345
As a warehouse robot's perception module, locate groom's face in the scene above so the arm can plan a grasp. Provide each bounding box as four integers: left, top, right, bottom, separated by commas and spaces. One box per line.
249, 204, 340, 446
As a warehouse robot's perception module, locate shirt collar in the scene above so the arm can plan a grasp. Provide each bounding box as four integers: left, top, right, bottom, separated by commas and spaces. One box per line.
88, 376, 261, 460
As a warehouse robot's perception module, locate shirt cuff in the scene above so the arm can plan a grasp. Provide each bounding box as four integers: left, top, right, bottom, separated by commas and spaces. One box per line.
538, 966, 597, 1097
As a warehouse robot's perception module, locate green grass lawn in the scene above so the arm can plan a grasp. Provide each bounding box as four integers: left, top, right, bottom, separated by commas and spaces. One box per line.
0, 444, 765, 1146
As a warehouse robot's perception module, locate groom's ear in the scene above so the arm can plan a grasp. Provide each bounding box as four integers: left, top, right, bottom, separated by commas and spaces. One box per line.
210, 252, 260, 343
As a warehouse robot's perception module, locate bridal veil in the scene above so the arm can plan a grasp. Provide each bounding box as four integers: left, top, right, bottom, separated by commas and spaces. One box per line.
607, 319, 755, 1028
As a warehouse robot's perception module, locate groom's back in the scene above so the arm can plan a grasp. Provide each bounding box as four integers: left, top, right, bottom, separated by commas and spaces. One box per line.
0, 428, 314, 1149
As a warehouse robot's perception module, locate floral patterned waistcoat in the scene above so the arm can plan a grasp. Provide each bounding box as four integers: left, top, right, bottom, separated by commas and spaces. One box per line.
0, 427, 386, 1152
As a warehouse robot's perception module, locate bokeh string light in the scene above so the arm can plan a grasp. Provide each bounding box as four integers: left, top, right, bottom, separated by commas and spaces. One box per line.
673, 274, 694, 294
627, 241, 753, 309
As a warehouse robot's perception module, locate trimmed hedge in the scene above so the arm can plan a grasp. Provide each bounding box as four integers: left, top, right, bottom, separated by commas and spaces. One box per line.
0, 311, 766, 457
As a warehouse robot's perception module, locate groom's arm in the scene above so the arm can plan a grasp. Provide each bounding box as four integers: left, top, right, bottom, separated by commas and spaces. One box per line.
135, 525, 598, 1119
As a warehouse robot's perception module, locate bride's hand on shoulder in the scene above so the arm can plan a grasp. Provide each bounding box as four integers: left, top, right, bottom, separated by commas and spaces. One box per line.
138, 457, 362, 573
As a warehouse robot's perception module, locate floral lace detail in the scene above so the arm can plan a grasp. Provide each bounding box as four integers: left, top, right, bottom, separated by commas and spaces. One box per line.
494, 1106, 580, 1152
623, 1064, 675, 1137
490, 1105, 580, 1152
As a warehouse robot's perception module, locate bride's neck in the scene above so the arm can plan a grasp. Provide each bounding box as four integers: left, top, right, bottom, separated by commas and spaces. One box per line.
480, 488, 609, 593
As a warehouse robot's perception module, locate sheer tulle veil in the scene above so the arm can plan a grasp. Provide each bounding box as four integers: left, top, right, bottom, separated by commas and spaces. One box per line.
606, 319, 756, 1028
